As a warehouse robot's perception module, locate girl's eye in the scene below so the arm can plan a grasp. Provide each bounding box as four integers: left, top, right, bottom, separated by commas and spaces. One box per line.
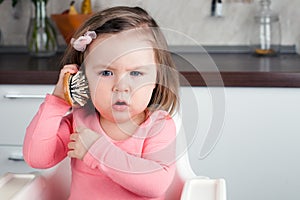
99, 70, 113, 76
130, 71, 142, 76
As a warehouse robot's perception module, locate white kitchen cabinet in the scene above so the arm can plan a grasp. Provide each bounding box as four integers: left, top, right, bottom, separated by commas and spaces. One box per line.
0, 85, 54, 145
179, 87, 300, 200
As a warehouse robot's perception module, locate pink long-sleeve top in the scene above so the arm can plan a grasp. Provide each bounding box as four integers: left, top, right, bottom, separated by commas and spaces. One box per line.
23, 94, 176, 200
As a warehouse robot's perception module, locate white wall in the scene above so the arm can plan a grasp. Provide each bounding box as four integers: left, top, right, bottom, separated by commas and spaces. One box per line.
181, 87, 300, 200
0, 0, 299, 48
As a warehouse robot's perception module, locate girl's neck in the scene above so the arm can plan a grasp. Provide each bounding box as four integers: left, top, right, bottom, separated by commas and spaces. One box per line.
99, 111, 146, 141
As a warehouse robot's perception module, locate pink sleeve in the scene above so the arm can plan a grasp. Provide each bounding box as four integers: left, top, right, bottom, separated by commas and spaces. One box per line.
83, 116, 176, 198
23, 94, 73, 168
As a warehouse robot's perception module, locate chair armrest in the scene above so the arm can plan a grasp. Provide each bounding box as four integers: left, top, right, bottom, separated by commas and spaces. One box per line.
180, 177, 226, 200
0, 172, 46, 200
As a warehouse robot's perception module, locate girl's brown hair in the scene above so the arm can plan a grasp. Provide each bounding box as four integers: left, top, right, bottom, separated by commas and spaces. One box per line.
61, 6, 179, 115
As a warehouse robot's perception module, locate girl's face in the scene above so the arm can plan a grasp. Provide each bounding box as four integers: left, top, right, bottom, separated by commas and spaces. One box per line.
84, 31, 157, 125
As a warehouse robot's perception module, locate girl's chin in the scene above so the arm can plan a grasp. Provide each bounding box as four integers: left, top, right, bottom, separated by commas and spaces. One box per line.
104, 111, 145, 124
103, 112, 132, 123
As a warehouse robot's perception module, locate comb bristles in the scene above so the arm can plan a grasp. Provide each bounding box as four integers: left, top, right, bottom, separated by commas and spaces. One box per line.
68, 70, 90, 106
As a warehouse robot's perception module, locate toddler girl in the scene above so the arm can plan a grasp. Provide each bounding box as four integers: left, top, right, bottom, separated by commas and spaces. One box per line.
23, 6, 179, 200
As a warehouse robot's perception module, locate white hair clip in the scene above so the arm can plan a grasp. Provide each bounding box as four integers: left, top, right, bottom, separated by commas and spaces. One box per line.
70, 31, 97, 52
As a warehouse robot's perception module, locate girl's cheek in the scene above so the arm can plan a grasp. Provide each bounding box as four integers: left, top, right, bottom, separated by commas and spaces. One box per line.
93, 81, 112, 102
88, 76, 103, 93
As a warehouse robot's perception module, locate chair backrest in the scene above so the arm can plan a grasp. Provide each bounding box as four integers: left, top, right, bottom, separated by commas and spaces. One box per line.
165, 114, 201, 200
165, 129, 227, 200
165, 152, 198, 200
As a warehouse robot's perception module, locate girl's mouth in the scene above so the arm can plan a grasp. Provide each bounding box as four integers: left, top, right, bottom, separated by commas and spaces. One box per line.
112, 100, 129, 111
115, 101, 127, 105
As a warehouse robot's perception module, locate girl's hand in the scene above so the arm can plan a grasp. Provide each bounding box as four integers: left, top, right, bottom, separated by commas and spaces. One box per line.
52, 64, 78, 101
67, 127, 100, 160
67, 133, 87, 160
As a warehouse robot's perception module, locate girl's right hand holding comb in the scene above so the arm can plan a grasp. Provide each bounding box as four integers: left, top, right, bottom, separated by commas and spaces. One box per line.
53, 64, 78, 101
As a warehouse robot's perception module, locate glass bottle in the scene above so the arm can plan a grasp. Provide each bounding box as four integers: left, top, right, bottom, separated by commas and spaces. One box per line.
27, 0, 57, 57
250, 0, 281, 56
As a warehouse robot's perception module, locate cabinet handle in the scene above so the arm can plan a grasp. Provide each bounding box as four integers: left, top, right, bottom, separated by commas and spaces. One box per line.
8, 151, 24, 161
8, 156, 25, 162
3, 94, 46, 99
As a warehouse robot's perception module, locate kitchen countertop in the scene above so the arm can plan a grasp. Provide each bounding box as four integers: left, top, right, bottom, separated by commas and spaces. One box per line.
1, 51, 300, 87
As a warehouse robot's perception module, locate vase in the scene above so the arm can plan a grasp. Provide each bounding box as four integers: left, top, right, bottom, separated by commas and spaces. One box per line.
249, 0, 281, 56
27, 0, 57, 57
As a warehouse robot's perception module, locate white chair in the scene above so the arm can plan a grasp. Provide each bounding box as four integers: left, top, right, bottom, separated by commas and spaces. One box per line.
166, 154, 226, 200
0, 117, 226, 200
165, 115, 226, 200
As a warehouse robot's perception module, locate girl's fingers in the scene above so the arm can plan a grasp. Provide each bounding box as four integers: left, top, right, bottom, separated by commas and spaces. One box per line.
68, 133, 79, 150
60, 64, 79, 78
53, 64, 79, 96
68, 132, 89, 160
68, 141, 75, 149
70, 133, 79, 141
64, 64, 79, 72
67, 150, 74, 158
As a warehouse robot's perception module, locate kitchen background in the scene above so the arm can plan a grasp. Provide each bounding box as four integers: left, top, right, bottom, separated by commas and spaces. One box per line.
0, 0, 299, 52
1, 1, 300, 200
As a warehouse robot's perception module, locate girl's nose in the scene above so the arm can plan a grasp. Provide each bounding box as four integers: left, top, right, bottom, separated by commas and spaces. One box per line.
112, 75, 130, 92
